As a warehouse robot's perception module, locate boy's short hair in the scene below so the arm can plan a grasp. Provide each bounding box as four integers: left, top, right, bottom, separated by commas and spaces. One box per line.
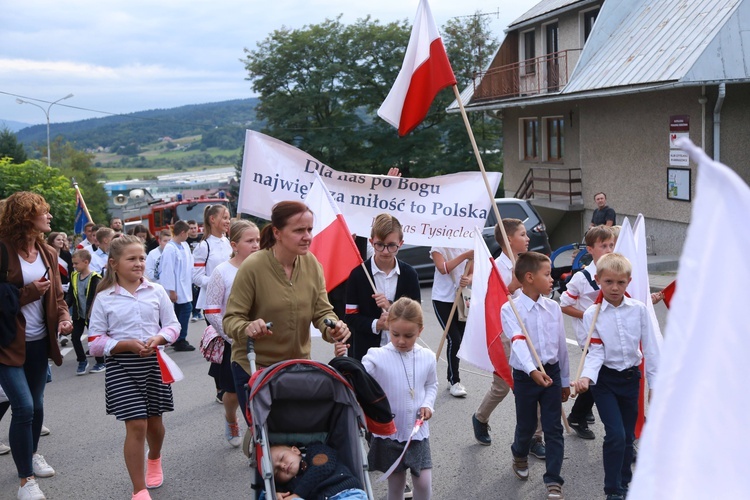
72, 248, 91, 263
370, 214, 403, 241
610, 225, 621, 241
187, 220, 197, 226
585, 225, 614, 247
596, 252, 632, 278
95, 227, 115, 243
173, 220, 190, 235
159, 229, 173, 239
514, 251, 551, 282
84, 222, 95, 231
495, 219, 524, 251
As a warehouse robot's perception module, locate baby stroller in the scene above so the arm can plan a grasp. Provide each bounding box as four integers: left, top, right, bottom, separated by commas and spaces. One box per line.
550, 242, 591, 297
243, 339, 374, 500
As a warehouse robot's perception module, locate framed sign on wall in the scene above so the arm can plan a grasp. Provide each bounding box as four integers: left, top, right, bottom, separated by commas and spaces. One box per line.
667, 167, 691, 202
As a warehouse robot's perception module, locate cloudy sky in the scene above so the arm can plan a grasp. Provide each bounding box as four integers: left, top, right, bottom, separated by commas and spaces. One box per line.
1, 0, 539, 126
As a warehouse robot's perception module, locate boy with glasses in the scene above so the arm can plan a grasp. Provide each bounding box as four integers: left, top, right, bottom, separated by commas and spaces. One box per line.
345, 214, 421, 361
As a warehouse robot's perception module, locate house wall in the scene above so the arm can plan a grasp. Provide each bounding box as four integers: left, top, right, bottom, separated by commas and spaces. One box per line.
503, 84, 750, 256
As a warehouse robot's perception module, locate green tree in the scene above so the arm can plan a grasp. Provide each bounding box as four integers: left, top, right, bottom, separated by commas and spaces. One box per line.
242, 14, 502, 179
0, 158, 77, 231
0, 128, 28, 164
50, 137, 111, 226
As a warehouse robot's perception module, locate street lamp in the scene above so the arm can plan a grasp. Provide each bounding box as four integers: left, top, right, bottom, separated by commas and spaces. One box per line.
16, 93, 74, 166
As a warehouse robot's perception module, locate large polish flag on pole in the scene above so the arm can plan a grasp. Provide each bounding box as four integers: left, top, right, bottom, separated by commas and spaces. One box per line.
456, 229, 513, 388
377, 0, 457, 136
629, 138, 750, 498
307, 171, 363, 292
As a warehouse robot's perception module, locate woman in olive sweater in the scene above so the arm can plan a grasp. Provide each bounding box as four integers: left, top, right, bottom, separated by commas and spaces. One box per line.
223, 201, 351, 421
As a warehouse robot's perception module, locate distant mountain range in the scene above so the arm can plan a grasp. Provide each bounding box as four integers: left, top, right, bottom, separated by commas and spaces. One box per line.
14, 98, 261, 150
1, 119, 32, 133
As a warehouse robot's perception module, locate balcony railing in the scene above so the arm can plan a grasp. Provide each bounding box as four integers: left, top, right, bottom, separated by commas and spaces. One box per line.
515, 166, 583, 207
473, 49, 581, 101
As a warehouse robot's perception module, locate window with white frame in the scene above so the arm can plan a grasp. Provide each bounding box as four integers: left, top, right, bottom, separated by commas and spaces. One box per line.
521, 30, 536, 75
544, 116, 564, 162
581, 7, 601, 44
520, 118, 540, 160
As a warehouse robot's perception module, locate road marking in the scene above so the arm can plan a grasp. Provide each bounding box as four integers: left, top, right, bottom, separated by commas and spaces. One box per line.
566, 338, 578, 346
60, 347, 74, 357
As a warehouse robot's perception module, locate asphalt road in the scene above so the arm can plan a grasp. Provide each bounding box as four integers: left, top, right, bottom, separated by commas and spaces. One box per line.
0, 288, 668, 500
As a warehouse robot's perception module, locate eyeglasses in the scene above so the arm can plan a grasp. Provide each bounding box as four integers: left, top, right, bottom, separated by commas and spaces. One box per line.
373, 242, 399, 253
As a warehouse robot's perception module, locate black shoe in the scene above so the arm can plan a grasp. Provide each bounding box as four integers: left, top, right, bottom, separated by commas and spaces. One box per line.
567, 413, 595, 440
586, 410, 595, 424
215, 390, 225, 404
471, 414, 491, 446
529, 437, 546, 459
173, 340, 196, 352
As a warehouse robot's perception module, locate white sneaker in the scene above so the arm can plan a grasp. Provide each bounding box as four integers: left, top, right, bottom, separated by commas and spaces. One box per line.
31, 454, 55, 478
39, 426, 50, 436
0, 442, 10, 455
449, 382, 467, 398
17, 478, 46, 500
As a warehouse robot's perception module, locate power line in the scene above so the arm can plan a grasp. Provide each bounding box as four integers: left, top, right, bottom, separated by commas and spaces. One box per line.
0, 90, 229, 129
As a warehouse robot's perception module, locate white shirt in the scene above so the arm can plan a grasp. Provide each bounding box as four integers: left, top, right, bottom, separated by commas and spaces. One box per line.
89, 248, 108, 274
204, 261, 239, 343
192, 235, 232, 309
19, 253, 47, 341
581, 296, 661, 386
560, 262, 600, 347
362, 343, 438, 442
429, 247, 469, 302
88, 280, 180, 357
371, 258, 400, 345
159, 241, 194, 304
145, 247, 163, 283
502, 292, 570, 387
494, 252, 521, 299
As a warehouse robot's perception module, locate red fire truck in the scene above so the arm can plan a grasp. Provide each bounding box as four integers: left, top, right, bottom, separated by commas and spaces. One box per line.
123, 194, 230, 234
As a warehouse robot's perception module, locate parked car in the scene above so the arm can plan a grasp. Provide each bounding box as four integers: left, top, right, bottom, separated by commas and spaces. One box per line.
399, 198, 552, 284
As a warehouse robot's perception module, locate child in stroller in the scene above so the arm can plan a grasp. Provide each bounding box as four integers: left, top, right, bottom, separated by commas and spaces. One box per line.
269, 442, 368, 499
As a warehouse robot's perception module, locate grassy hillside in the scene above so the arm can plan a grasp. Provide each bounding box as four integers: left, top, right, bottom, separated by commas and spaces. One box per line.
15, 99, 257, 181
16, 98, 259, 150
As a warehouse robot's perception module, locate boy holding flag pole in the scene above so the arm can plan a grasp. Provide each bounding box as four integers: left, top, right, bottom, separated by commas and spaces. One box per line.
571, 253, 660, 500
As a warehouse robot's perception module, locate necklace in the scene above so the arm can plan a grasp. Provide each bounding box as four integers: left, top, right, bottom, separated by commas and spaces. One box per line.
398, 350, 415, 399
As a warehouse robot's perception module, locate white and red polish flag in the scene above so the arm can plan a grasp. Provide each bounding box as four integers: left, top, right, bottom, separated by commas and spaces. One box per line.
629, 138, 750, 498
307, 172, 363, 292
457, 229, 513, 388
156, 346, 184, 384
377, 0, 457, 136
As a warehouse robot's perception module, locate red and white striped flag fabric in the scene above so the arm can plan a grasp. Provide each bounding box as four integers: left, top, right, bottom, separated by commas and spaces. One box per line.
457, 229, 513, 388
377, 0, 456, 136
156, 346, 184, 384
307, 172, 363, 292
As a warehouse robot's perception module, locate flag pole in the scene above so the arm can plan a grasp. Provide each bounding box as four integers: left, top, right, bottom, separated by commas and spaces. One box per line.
72, 179, 94, 225
435, 262, 472, 361
452, 85, 515, 265
451, 85, 546, 373
570, 301, 602, 397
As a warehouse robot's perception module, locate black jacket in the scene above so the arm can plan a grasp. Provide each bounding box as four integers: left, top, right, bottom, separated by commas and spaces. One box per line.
345, 258, 420, 361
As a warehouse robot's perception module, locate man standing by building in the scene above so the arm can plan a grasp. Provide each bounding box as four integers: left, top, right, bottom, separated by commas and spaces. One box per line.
589, 192, 616, 228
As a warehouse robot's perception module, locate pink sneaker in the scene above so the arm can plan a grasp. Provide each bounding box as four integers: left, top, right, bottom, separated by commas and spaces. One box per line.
145, 457, 163, 489
132, 489, 152, 500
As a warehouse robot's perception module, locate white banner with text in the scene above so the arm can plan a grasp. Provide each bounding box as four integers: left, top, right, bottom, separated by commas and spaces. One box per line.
237, 130, 502, 248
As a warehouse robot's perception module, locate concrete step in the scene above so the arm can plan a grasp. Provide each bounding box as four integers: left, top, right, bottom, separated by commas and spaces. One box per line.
647, 255, 679, 273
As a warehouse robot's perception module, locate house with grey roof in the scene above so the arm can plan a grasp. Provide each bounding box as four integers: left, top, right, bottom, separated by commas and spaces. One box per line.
453, 0, 750, 254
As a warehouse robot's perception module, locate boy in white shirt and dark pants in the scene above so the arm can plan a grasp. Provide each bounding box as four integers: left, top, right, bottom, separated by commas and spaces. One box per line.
560, 225, 615, 439
159, 221, 195, 352
502, 252, 570, 500
572, 253, 660, 500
